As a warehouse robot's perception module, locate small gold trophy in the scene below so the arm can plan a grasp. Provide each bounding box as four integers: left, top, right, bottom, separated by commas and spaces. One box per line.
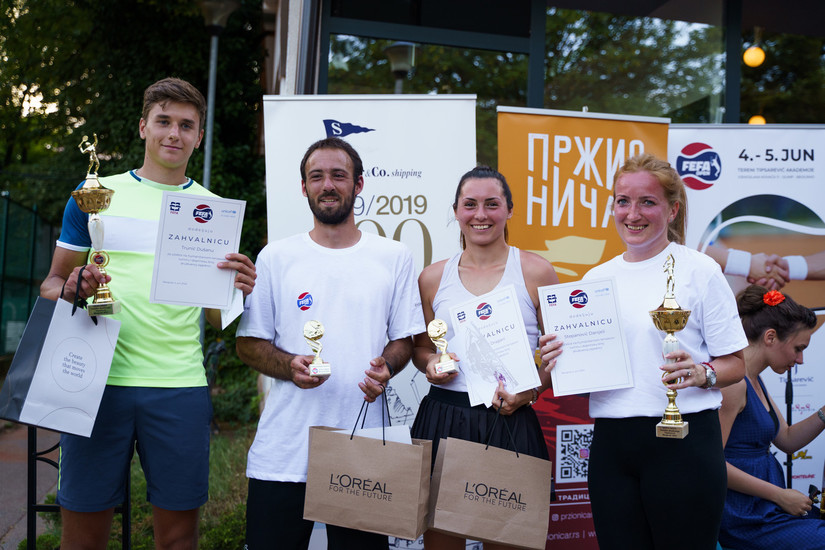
71, 134, 120, 315
427, 319, 457, 374
649, 254, 691, 439
304, 320, 331, 378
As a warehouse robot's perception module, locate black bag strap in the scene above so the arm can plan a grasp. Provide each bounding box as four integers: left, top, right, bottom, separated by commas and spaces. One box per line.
484, 397, 520, 457
64, 265, 98, 325
349, 385, 391, 445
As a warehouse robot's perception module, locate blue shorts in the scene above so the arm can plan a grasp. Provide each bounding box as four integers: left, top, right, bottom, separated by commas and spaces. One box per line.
56, 385, 212, 512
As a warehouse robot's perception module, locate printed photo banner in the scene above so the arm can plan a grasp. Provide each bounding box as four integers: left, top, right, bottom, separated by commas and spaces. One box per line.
498, 107, 669, 549
669, 124, 825, 490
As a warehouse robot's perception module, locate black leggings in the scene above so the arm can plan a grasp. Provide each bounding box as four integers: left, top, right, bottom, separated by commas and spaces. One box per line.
587, 410, 727, 550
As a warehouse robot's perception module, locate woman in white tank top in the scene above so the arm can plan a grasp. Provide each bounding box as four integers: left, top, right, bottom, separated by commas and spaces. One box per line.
411, 166, 563, 550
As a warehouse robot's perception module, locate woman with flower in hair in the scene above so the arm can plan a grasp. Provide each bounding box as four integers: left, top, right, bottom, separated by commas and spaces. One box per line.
718, 284, 825, 549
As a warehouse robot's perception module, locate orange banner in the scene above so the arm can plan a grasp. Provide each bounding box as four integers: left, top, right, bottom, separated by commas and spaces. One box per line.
498, 108, 669, 282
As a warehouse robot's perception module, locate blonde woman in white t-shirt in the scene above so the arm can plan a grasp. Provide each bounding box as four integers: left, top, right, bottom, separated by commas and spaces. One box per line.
540, 153, 747, 550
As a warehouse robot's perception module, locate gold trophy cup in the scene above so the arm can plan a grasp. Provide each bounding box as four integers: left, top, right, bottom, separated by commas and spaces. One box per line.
649, 254, 691, 439
304, 320, 331, 378
427, 319, 457, 374
71, 134, 120, 315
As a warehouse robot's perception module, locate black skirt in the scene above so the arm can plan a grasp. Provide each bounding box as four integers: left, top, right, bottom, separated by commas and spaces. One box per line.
411, 386, 550, 467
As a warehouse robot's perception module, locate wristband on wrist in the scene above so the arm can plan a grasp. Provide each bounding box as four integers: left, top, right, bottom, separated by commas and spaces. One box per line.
784, 255, 809, 280
724, 248, 752, 277
817, 408, 825, 426
385, 360, 395, 377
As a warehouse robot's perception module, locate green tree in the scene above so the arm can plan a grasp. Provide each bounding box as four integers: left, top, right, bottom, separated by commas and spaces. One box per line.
544, 8, 723, 120
0, 0, 267, 238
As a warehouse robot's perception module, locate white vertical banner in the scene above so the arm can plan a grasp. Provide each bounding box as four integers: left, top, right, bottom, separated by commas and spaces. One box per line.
669, 124, 825, 489
262, 94, 476, 432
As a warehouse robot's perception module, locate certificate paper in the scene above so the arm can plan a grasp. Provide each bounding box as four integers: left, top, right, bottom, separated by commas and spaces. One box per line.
151, 192, 246, 309
538, 278, 632, 396
448, 284, 542, 407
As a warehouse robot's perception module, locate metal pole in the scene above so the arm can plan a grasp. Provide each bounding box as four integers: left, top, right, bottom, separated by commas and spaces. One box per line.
28, 205, 38, 312
0, 194, 9, 344
723, 0, 743, 123
786, 371, 794, 488
27, 427, 36, 550
202, 32, 219, 191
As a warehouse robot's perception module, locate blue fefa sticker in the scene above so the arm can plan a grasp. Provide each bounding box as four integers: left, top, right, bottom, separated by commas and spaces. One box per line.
475, 302, 493, 320
193, 204, 213, 224
569, 289, 588, 309
297, 292, 313, 311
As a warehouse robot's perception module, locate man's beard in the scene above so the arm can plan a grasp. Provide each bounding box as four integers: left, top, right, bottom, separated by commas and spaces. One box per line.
308, 188, 356, 225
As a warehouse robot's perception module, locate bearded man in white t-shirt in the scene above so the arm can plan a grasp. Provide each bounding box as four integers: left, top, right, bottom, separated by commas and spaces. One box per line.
236, 137, 425, 550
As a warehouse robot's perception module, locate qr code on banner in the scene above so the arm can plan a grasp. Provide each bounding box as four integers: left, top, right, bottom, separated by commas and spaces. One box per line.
556, 424, 594, 483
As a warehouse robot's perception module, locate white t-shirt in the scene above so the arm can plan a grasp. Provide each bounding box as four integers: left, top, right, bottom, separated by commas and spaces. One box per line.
237, 231, 425, 482
585, 242, 747, 419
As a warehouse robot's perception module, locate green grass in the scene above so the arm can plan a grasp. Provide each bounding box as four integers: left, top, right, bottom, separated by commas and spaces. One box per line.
26, 425, 255, 549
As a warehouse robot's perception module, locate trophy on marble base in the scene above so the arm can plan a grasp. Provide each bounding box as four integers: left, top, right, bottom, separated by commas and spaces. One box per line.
427, 319, 457, 374
649, 254, 691, 439
71, 134, 120, 316
304, 320, 331, 378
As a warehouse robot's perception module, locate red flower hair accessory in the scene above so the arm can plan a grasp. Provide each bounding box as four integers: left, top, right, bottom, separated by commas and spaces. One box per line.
763, 290, 785, 306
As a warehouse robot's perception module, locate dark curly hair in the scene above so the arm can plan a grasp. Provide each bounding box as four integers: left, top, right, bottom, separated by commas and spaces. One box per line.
737, 284, 816, 342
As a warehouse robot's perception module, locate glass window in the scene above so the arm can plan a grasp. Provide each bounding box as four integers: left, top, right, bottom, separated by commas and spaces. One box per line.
544, 7, 725, 123
740, 31, 825, 123
327, 35, 528, 166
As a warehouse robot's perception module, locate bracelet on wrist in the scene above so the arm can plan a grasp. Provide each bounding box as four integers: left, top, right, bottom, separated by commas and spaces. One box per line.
817, 408, 825, 426
700, 361, 717, 389
385, 360, 395, 377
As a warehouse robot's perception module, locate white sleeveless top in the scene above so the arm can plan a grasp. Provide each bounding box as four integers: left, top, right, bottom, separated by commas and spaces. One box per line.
432, 246, 541, 392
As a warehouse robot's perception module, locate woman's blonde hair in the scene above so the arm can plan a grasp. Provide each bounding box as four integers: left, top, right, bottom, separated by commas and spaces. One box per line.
613, 153, 687, 244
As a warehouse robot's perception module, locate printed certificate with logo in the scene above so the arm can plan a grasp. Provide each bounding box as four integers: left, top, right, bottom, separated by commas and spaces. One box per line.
448, 284, 542, 407
538, 278, 632, 396
150, 191, 246, 309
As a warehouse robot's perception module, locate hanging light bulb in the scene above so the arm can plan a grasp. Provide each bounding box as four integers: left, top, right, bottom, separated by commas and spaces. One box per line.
743, 27, 765, 67
743, 46, 765, 67
748, 115, 767, 125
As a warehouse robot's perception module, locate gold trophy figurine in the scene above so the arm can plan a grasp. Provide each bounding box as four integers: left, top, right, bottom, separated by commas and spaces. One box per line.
649, 254, 691, 439
304, 320, 331, 378
427, 319, 457, 374
71, 134, 120, 315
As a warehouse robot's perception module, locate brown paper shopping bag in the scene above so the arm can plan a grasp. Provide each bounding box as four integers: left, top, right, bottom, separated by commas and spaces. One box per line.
429, 436, 553, 550
303, 398, 432, 540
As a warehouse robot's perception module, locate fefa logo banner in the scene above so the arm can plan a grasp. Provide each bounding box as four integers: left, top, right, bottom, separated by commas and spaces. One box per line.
669, 124, 825, 491
498, 107, 669, 283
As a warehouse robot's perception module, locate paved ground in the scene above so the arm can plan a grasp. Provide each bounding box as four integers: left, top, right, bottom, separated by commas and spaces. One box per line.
0, 423, 60, 550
